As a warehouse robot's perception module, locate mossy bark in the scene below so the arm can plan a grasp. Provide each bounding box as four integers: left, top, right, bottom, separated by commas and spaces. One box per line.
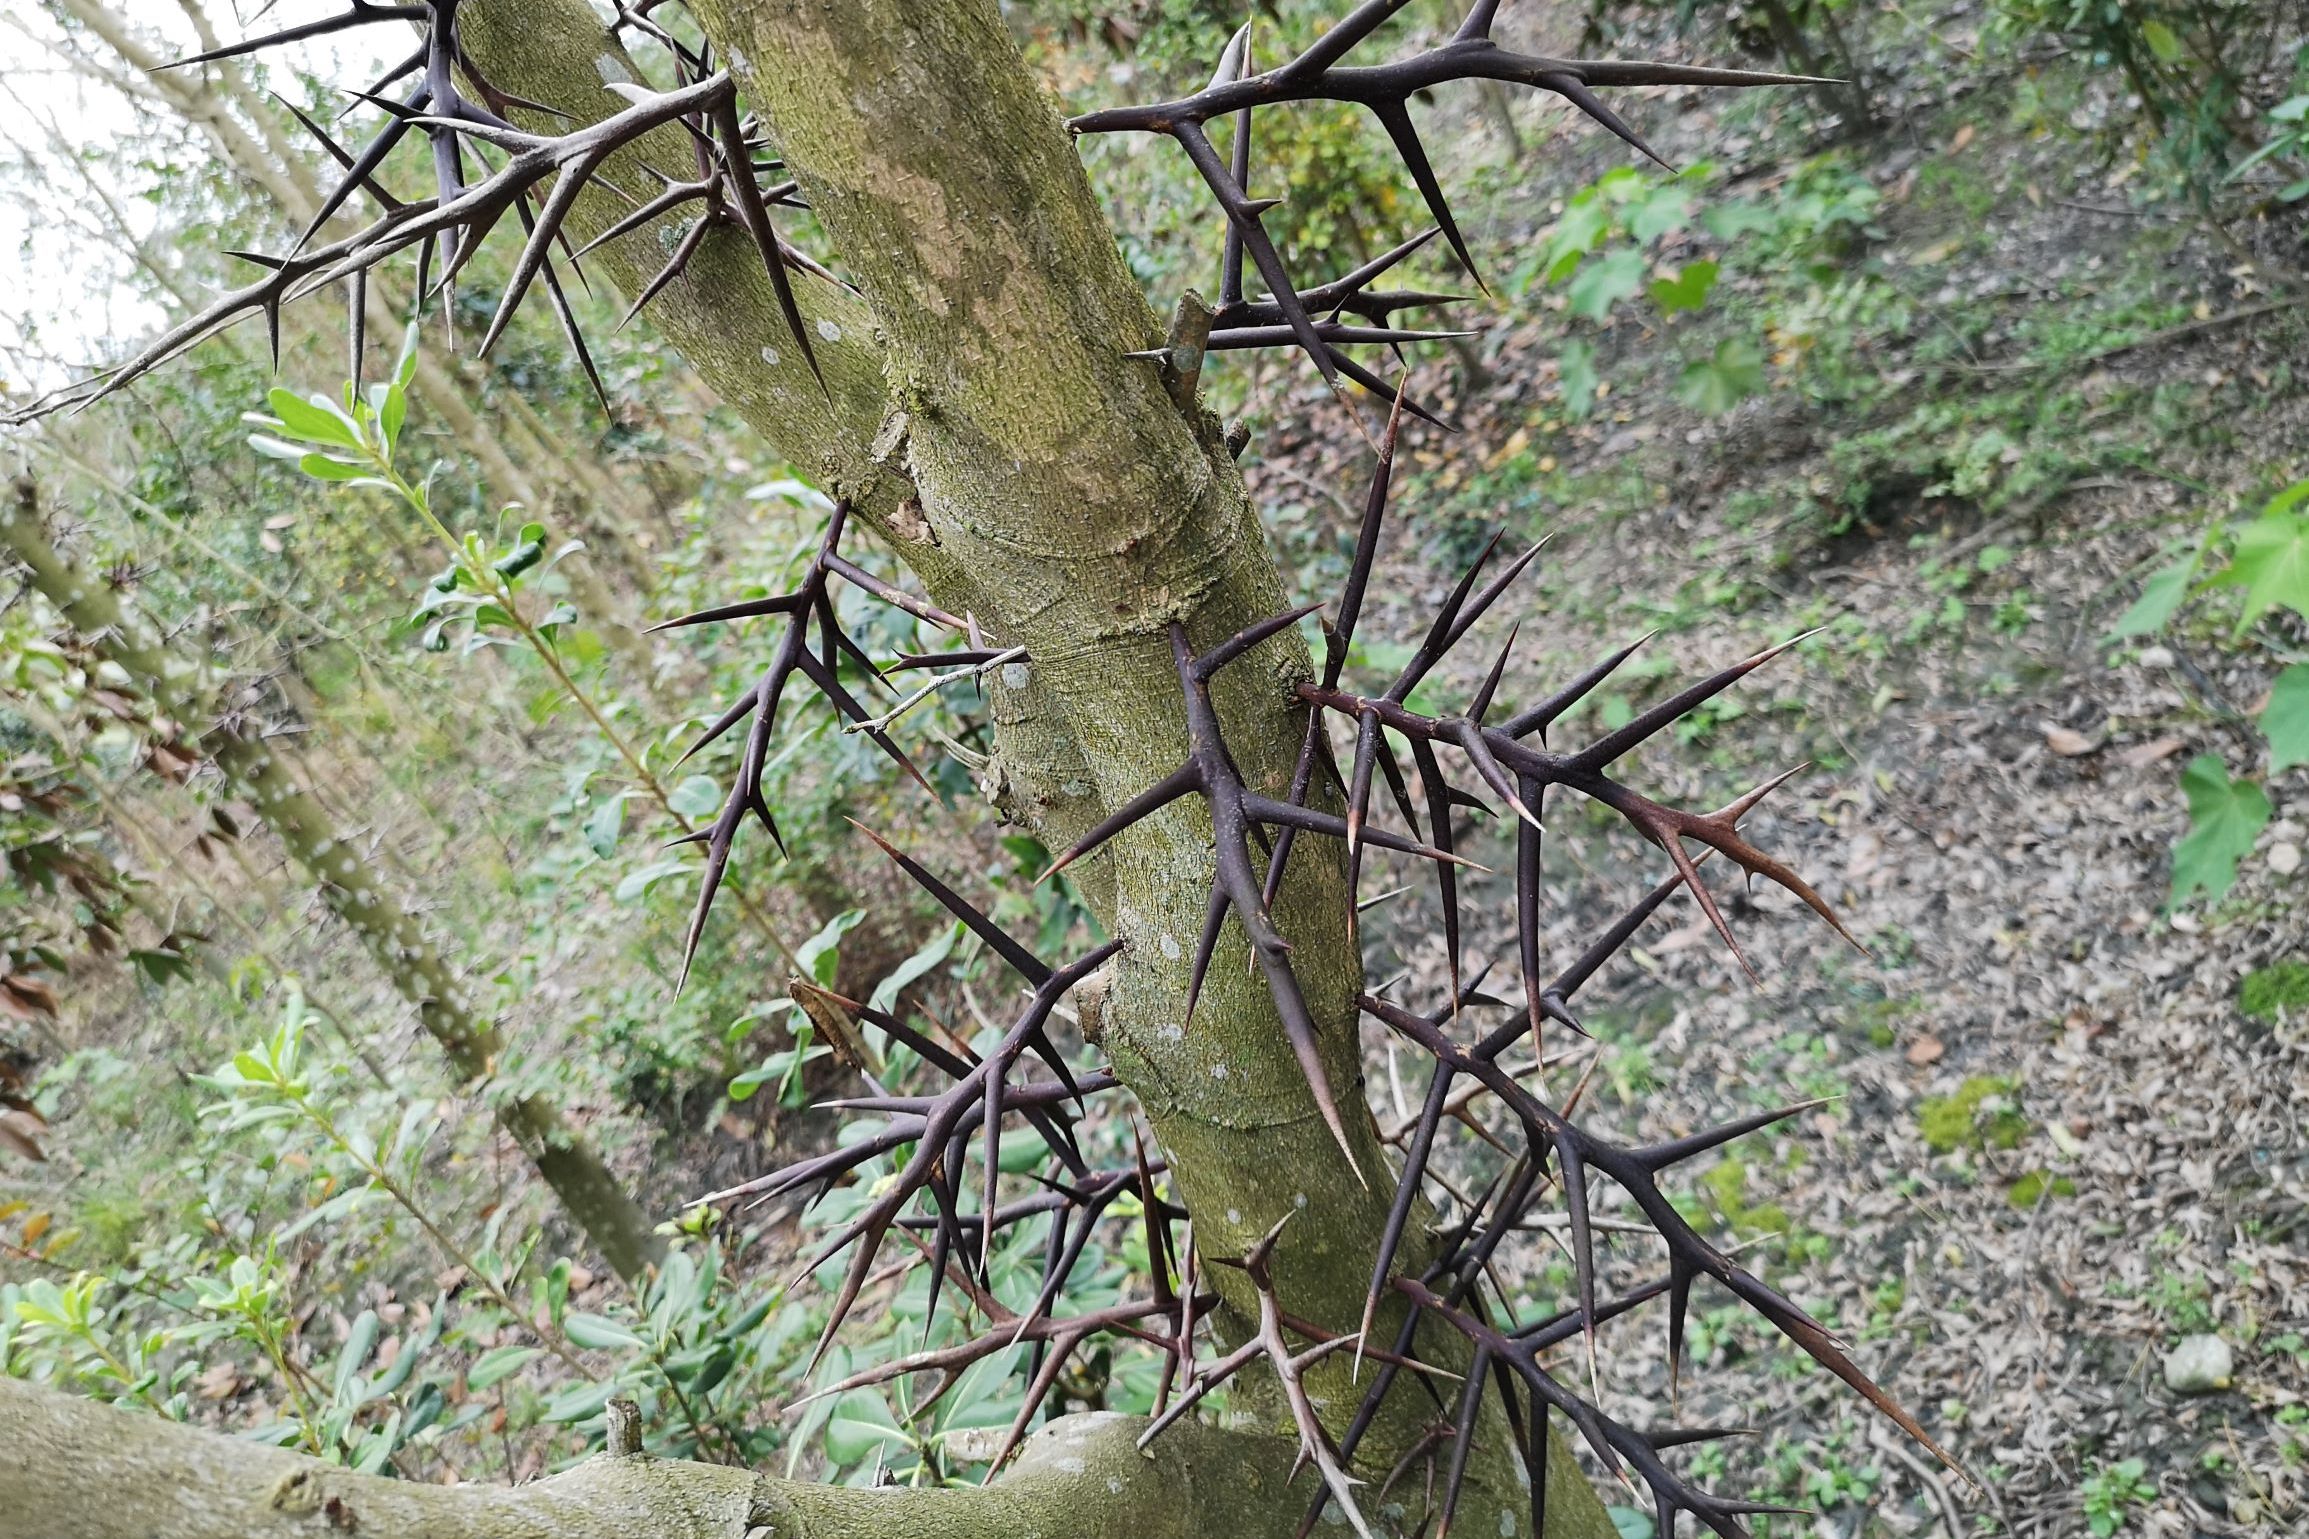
447, 2, 1614, 1535
1, 477, 666, 1285
0, 1376, 1310, 1539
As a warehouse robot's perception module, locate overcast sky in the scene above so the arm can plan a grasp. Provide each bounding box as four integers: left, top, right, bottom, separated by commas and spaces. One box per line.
0, 1, 400, 397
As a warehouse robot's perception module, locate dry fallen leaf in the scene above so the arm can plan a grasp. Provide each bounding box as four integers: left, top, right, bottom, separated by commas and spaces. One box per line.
2043, 725, 2098, 757
2117, 735, 2185, 768
1906, 1034, 1946, 1067
0, 1109, 46, 1162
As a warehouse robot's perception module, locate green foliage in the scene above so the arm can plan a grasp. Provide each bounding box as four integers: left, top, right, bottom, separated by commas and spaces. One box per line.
2264, 665, 2309, 772
1988, 0, 2305, 211
2239, 961, 2309, 1023
2105, 479, 2305, 903
2006, 1170, 2077, 1207
1917, 1076, 2031, 1155
2169, 754, 2271, 906
2081, 1455, 2157, 1535
1677, 338, 1768, 415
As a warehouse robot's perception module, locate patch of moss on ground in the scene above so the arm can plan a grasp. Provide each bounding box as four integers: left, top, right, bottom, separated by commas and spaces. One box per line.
2007, 1171, 2077, 1209
1918, 1075, 2031, 1154
2241, 962, 2309, 1023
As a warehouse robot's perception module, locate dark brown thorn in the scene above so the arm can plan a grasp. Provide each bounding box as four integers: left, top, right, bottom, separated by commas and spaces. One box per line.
1037, 762, 1200, 884
1171, 121, 1342, 401
1635, 1099, 1831, 1173
1360, 1060, 1453, 1362
1406, 736, 1462, 1000
849, 821, 1051, 984
1499, 631, 1655, 741
1192, 601, 1322, 681
1568, 630, 1814, 773
1181, 880, 1229, 1029
1455, 0, 1503, 40
1240, 793, 1482, 870
708, 93, 823, 393
1467, 622, 1520, 726
277, 96, 403, 213
1369, 98, 1486, 293
160, 2, 426, 70
1537, 72, 1672, 172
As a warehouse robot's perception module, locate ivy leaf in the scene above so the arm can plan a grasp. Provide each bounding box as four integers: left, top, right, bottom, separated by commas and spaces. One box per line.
2169, 754, 2270, 905
1567, 248, 1647, 322
1647, 259, 1718, 316
2206, 480, 2309, 636
2263, 664, 2309, 773
1676, 338, 1766, 414
2108, 559, 2194, 638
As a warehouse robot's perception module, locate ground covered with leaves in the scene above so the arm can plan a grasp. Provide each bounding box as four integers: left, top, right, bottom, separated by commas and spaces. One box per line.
1213, 5, 2309, 1529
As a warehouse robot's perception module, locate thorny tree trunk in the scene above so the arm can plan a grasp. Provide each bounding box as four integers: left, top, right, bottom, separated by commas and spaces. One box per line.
1, 475, 666, 1285
448, 0, 1610, 1533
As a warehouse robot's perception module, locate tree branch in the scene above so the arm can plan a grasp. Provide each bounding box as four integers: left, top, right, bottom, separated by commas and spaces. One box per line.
0, 1374, 1311, 1539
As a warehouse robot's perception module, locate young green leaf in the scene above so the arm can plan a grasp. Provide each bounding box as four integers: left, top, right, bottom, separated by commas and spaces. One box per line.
2263, 664, 2309, 773
1677, 338, 1766, 414
2108, 559, 2194, 638
1648, 258, 1718, 316
2207, 480, 2309, 636
1567, 247, 1647, 322
2169, 754, 2271, 905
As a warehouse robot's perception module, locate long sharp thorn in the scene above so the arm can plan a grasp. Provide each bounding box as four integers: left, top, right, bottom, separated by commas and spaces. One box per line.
1039, 762, 1200, 884
615, 214, 711, 332
1345, 713, 1380, 866
1453, 720, 1539, 830
1370, 98, 1486, 292
1174, 122, 1341, 400
1456, 0, 1503, 40
1193, 602, 1323, 680
1362, 1064, 1452, 1365
1501, 630, 1657, 741
1468, 622, 1519, 725
850, 821, 1051, 983
1515, 774, 1545, 1055
1571, 630, 1817, 773
160, 3, 427, 71
1540, 72, 1674, 171
1182, 882, 1229, 1029
1327, 386, 1407, 688
711, 95, 824, 392
1635, 1099, 1832, 1171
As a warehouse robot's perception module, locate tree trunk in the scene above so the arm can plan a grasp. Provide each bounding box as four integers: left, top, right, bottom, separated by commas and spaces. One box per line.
450, 2, 1612, 1533
0, 1374, 1311, 1539
1, 475, 667, 1285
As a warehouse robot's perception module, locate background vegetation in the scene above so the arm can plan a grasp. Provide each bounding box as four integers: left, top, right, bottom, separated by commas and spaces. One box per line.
2, 0, 2305, 1532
